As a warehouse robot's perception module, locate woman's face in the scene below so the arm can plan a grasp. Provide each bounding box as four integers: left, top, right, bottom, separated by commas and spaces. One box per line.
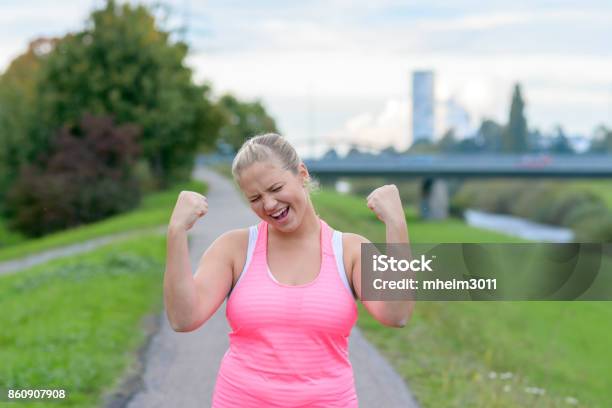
237, 159, 310, 232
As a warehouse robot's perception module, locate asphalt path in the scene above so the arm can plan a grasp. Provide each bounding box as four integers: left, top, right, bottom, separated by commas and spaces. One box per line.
121, 166, 420, 408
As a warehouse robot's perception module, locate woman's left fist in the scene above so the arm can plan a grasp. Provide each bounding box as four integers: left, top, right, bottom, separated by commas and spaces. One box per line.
366, 184, 405, 225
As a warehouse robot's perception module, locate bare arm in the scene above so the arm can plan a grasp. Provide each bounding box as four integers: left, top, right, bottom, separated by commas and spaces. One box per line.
163, 190, 245, 332
165, 228, 246, 332
347, 185, 415, 328
164, 226, 197, 331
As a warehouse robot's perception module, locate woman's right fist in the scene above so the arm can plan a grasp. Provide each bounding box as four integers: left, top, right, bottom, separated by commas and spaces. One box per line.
169, 191, 208, 231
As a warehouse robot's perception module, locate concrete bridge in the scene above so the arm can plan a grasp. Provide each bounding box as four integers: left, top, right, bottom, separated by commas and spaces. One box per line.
303, 154, 612, 219
303, 154, 612, 179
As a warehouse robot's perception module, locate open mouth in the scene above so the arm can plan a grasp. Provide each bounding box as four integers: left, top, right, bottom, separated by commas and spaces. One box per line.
270, 206, 289, 222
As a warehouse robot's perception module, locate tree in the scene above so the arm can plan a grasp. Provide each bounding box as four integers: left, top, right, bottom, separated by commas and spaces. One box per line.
589, 125, 612, 153
528, 128, 544, 153
4, 114, 141, 236
321, 148, 339, 160
502, 84, 528, 153
455, 137, 483, 153
437, 128, 458, 152
477, 119, 503, 152
37, 0, 220, 187
549, 125, 574, 154
216, 93, 278, 152
380, 146, 399, 156
0, 38, 57, 207
408, 139, 437, 154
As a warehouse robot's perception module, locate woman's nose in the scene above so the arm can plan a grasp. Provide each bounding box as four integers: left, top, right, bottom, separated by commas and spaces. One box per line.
263, 196, 277, 211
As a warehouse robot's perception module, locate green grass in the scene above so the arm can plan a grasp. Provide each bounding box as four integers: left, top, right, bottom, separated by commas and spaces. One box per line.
0, 180, 206, 263
451, 178, 612, 242
0, 235, 166, 407
313, 190, 526, 243
0, 218, 26, 248
357, 301, 611, 408
313, 189, 612, 408
569, 180, 612, 209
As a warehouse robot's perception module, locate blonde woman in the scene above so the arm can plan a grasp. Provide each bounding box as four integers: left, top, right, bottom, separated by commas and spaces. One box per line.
165, 133, 414, 407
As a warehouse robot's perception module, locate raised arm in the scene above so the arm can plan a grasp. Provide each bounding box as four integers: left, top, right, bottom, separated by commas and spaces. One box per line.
346, 184, 415, 328
164, 190, 246, 332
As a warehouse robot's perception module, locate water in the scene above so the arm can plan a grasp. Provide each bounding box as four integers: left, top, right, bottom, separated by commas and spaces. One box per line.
335, 180, 351, 194
464, 209, 575, 242
332, 180, 575, 242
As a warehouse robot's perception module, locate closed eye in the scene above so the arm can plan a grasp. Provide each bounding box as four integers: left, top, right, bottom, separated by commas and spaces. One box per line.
249, 184, 282, 202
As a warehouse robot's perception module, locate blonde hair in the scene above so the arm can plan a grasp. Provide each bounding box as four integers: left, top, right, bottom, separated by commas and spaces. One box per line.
231, 133, 318, 192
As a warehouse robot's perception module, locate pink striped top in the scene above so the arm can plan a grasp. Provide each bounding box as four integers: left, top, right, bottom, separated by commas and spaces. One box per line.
212, 219, 359, 407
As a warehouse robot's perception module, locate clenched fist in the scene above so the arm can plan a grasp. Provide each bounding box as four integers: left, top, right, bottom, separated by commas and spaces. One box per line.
169, 191, 208, 231
366, 184, 405, 226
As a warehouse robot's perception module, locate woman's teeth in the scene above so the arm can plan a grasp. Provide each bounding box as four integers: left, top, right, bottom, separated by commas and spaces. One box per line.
271, 207, 289, 220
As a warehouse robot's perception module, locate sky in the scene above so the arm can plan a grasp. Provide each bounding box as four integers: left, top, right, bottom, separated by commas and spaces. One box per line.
1, 0, 612, 156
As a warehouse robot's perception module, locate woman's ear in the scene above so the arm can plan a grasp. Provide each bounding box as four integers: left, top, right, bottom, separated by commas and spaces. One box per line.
298, 162, 310, 186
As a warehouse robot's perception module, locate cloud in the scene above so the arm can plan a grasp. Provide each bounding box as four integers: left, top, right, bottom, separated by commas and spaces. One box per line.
326, 99, 411, 151
413, 9, 612, 32
1, 0, 611, 150
189, 45, 612, 134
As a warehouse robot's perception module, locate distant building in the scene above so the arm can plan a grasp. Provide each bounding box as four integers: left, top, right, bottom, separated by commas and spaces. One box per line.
412, 71, 435, 144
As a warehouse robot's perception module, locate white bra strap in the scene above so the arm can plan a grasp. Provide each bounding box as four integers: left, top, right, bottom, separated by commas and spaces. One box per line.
228, 225, 258, 297
332, 230, 355, 297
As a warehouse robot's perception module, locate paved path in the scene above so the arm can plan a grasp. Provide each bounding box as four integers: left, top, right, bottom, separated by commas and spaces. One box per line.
0, 226, 167, 276
125, 167, 420, 408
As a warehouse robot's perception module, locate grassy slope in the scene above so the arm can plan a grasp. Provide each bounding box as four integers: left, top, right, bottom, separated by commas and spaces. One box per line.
0, 179, 207, 406
568, 180, 612, 208
0, 180, 206, 263
312, 190, 612, 408
0, 236, 166, 407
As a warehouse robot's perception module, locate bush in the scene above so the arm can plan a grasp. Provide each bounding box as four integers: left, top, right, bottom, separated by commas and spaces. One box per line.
544, 191, 602, 226
572, 216, 612, 242
4, 114, 141, 237
133, 159, 158, 193
563, 201, 610, 228
453, 180, 520, 214
451, 179, 612, 242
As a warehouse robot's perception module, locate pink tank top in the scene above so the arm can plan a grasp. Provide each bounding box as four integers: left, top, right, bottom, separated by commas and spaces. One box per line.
212, 219, 358, 407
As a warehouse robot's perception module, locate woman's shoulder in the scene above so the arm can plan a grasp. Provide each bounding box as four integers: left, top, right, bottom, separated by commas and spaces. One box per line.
341, 232, 370, 255
322, 219, 370, 249
337, 232, 370, 285
208, 227, 254, 258
211, 227, 254, 273
215, 227, 251, 248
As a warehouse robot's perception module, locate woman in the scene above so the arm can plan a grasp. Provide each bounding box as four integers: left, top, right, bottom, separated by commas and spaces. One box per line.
164, 133, 414, 407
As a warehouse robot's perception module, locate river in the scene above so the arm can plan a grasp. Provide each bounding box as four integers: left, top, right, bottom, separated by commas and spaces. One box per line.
332, 181, 575, 242
463, 209, 575, 242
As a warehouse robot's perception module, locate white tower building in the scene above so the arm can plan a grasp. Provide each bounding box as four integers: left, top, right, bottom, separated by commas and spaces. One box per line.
412, 71, 435, 144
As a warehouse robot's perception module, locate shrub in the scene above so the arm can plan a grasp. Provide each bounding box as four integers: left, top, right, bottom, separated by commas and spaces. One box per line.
452, 179, 612, 242
572, 216, 612, 242
563, 201, 610, 228
4, 114, 141, 237
540, 191, 594, 225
